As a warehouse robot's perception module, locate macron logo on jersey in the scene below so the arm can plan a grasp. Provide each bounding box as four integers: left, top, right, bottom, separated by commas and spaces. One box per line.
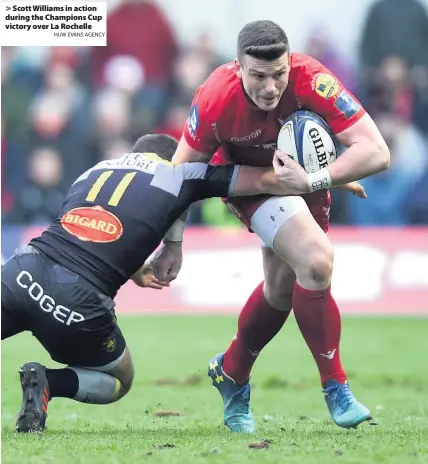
230, 129, 262, 143
187, 105, 199, 140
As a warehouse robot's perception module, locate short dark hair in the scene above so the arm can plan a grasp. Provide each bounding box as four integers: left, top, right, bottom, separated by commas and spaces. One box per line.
131, 134, 179, 162
237, 20, 290, 62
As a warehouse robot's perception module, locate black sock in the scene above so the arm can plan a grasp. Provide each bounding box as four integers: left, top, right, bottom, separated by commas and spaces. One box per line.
46, 368, 79, 399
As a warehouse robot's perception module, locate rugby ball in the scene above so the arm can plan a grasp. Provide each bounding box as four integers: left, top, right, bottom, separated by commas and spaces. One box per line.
277, 110, 337, 173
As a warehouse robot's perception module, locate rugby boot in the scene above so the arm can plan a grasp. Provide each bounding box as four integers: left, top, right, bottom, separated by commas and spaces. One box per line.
323, 379, 372, 428
16, 362, 50, 433
208, 353, 255, 433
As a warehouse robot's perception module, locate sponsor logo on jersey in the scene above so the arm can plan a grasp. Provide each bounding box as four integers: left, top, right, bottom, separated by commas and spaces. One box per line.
103, 336, 117, 352
16, 270, 84, 325
253, 142, 277, 150
312, 73, 339, 99
230, 129, 262, 143
211, 123, 221, 143
61, 206, 123, 243
187, 105, 199, 140
334, 90, 361, 118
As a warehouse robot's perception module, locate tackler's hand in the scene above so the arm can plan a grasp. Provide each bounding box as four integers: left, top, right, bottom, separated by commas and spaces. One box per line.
151, 241, 183, 283
339, 181, 368, 199
273, 150, 310, 195
131, 262, 170, 290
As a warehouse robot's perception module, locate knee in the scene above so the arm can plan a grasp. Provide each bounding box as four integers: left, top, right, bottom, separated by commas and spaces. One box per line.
264, 281, 293, 310
298, 242, 334, 288
112, 351, 135, 401
115, 367, 134, 401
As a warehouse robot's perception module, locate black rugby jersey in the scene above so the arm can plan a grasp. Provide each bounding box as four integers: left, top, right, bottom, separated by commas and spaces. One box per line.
31, 152, 238, 297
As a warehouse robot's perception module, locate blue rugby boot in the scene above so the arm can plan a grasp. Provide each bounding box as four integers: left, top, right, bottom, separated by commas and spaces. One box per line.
208, 353, 255, 433
323, 379, 372, 428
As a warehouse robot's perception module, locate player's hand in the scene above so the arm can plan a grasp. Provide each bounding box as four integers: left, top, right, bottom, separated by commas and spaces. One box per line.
151, 241, 183, 283
131, 262, 170, 290
273, 150, 310, 194
339, 181, 368, 199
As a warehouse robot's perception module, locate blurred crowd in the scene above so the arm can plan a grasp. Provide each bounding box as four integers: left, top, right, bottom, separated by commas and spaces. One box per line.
2, 0, 428, 227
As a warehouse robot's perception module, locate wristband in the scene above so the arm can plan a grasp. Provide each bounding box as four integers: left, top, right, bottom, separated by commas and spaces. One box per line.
163, 218, 185, 242
307, 168, 332, 192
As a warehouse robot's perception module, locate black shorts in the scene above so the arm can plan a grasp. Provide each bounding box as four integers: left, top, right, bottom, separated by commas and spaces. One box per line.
1, 245, 126, 368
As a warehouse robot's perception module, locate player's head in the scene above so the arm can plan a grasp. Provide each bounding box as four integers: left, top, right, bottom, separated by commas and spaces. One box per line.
131, 134, 179, 162
236, 20, 291, 111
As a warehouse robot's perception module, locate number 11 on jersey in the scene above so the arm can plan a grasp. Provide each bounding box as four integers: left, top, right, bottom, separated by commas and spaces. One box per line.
85, 170, 137, 207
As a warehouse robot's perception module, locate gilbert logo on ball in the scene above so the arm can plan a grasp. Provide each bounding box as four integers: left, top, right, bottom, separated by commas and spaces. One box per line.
277, 110, 337, 174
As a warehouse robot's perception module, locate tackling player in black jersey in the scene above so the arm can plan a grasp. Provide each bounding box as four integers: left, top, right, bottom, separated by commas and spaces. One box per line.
1, 134, 294, 433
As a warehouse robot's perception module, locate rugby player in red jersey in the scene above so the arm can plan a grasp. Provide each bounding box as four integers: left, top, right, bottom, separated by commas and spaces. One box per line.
152, 20, 390, 432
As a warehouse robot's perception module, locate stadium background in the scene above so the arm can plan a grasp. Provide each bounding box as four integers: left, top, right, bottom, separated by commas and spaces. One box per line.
2, 0, 428, 314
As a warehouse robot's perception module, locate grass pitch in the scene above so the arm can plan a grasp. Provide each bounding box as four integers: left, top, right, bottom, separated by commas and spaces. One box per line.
2, 315, 428, 463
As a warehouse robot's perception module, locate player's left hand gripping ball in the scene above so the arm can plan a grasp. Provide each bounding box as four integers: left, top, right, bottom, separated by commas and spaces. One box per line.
273, 150, 311, 194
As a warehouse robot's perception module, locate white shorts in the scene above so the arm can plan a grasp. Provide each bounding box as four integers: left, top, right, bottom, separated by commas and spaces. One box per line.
249, 196, 309, 249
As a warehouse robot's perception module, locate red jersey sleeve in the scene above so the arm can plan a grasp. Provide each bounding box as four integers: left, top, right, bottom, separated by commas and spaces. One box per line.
183, 86, 221, 155
294, 56, 366, 135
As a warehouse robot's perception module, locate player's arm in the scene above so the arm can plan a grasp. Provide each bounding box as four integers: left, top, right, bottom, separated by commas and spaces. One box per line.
231, 165, 307, 196
173, 92, 220, 164
274, 117, 389, 194
275, 113, 390, 194
309, 69, 390, 188
182, 163, 311, 201
277, 63, 390, 193
172, 134, 213, 163
326, 113, 390, 186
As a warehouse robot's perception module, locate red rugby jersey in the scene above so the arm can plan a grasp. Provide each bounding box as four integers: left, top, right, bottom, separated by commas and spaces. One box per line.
183, 53, 365, 167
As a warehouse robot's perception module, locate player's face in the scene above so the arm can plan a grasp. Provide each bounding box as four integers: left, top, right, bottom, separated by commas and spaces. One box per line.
236, 52, 291, 111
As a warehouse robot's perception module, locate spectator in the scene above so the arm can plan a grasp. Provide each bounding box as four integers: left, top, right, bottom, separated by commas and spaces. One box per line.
359, 0, 428, 113
1, 47, 34, 141
103, 54, 169, 136
410, 65, 428, 135
304, 29, 357, 93
154, 99, 188, 141
29, 91, 92, 186
360, 0, 428, 70
91, 0, 178, 120
366, 55, 413, 121
194, 32, 228, 72
172, 49, 213, 105
406, 171, 428, 224
1, 123, 14, 215
102, 139, 132, 160
90, 88, 133, 162
347, 113, 428, 225
6, 147, 66, 225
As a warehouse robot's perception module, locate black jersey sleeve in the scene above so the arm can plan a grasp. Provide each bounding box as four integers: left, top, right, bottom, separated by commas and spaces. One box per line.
180, 162, 239, 201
